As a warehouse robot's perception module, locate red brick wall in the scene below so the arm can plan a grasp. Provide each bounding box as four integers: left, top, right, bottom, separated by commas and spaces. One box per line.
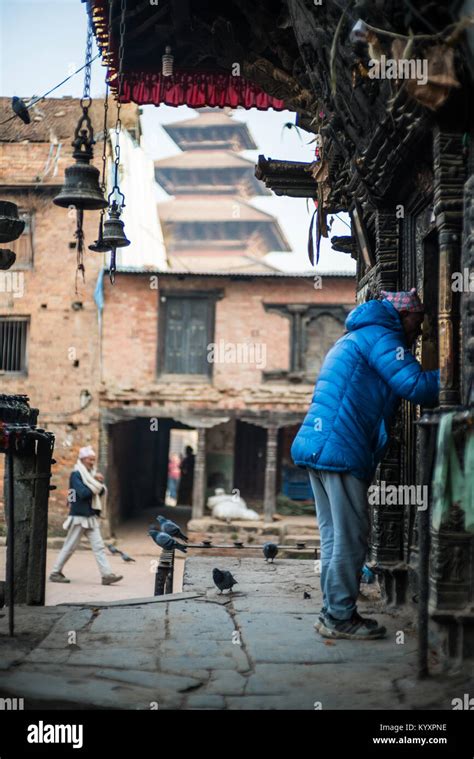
0, 166, 104, 528
101, 273, 356, 395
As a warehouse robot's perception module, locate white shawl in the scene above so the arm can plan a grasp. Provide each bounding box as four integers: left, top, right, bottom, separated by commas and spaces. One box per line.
73, 459, 108, 517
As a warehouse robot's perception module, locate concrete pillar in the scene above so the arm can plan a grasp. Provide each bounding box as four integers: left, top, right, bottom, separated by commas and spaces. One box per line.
263, 426, 278, 521
192, 427, 206, 519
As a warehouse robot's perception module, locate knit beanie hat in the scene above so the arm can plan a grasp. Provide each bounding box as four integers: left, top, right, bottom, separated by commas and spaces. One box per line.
380, 288, 424, 313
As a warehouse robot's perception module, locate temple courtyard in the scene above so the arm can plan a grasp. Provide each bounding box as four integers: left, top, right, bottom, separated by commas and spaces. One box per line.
0, 557, 472, 710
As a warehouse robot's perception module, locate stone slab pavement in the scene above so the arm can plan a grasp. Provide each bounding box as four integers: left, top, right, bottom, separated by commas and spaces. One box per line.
0, 558, 471, 710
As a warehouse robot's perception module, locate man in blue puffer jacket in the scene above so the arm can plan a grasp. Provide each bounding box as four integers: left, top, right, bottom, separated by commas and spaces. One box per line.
291, 289, 439, 640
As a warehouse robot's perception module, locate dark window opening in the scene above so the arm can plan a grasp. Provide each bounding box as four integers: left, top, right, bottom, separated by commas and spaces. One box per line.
0, 318, 28, 374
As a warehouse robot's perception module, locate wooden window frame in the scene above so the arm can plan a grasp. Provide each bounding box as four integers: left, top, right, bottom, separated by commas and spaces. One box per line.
157, 289, 223, 382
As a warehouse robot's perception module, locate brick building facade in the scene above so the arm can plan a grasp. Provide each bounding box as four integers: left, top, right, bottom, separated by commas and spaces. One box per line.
0, 98, 356, 532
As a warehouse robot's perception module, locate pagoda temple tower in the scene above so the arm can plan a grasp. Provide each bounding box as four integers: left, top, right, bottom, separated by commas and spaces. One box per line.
155, 108, 290, 272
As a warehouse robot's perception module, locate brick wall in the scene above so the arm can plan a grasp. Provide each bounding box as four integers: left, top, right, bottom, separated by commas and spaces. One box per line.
0, 147, 105, 528
101, 273, 356, 397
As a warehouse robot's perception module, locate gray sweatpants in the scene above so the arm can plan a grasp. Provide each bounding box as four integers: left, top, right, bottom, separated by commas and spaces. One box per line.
308, 469, 369, 620
52, 522, 112, 578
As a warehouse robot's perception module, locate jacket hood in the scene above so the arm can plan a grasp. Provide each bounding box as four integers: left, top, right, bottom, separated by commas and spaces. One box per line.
345, 299, 403, 333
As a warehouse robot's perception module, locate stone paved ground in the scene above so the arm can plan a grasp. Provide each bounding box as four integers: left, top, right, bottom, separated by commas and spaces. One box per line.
0, 558, 472, 709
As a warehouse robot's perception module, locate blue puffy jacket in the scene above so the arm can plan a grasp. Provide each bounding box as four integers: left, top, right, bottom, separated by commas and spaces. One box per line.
291, 298, 439, 482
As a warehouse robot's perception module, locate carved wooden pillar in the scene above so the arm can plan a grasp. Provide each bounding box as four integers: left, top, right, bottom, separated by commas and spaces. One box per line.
429, 131, 471, 663
375, 210, 400, 293
433, 128, 465, 407
371, 210, 404, 593
191, 427, 206, 519
462, 173, 474, 405
263, 426, 278, 522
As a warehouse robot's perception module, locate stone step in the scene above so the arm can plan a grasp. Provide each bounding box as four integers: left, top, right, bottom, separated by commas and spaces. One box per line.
188, 518, 264, 534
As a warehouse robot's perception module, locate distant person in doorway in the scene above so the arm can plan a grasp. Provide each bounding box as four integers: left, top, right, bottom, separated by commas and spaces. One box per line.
292, 290, 439, 640
167, 454, 181, 501
177, 445, 195, 505
49, 446, 123, 586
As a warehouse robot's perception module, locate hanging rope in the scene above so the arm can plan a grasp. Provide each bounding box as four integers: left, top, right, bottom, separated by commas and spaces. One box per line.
108, 0, 127, 285
74, 20, 94, 292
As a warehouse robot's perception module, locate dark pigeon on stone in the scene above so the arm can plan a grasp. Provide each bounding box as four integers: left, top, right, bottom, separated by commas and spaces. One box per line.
263, 542, 279, 562
212, 568, 238, 594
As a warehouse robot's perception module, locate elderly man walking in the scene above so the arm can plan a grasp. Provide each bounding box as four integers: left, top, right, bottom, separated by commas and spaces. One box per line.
291, 289, 439, 640
50, 446, 122, 586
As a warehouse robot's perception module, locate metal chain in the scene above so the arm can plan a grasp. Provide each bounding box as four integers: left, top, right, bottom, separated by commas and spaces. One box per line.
113, 0, 126, 193
81, 21, 93, 112
100, 84, 109, 192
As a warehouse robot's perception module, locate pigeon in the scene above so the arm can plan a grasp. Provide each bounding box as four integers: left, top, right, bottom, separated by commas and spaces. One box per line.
12, 96, 30, 124
156, 515, 188, 542
106, 544, 120, 555
212, 568, 238, 594
120, 551, 135, 563
263, 542, 279, 563
148, 529, 187, 553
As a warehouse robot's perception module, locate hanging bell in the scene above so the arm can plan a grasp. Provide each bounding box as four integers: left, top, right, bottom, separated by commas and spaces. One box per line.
54, 110, 107, 211
102, 201, 130, 248
0, 201, 25, 243
0, 249, 16, 270
88, 212, 112, 252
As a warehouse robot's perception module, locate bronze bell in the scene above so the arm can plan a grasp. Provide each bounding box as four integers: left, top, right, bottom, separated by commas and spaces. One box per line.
0, 249, 16, 270
88, 213, 112, 252
0, 201, 25, 243
54, 110, 107, 211
102, 201, 130, 248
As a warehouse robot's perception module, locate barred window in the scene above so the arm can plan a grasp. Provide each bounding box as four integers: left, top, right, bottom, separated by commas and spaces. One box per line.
0, 318, 28, 373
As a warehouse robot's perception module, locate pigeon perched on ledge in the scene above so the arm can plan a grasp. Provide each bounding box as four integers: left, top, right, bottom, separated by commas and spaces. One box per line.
212, 568, 238, 594
156, 514, 188, 542
148, 528, 187, 554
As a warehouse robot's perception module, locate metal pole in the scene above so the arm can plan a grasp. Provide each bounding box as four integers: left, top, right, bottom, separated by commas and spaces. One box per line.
165, 549, 174, 594
154, 548, 174, 596
7, 449, 14, 637
416, 412, 438, 679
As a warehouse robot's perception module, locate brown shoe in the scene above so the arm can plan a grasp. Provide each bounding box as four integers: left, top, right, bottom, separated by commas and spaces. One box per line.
101, 574, 123, 586
49, 572, 70, 583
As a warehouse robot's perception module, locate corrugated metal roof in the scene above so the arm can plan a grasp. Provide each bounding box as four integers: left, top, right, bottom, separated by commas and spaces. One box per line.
106, 266, 356, 278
